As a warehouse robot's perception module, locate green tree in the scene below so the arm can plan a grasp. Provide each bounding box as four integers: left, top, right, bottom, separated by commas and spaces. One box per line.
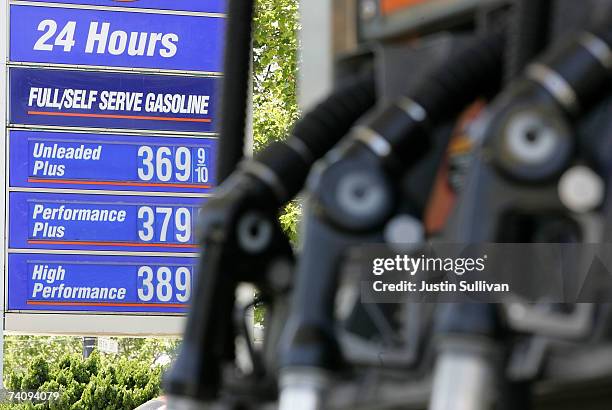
253, 0, 300, 151
4, 336, 81, 382
116, 338, 180, 365
252, 0, 302, 325
253, 0, 302, 243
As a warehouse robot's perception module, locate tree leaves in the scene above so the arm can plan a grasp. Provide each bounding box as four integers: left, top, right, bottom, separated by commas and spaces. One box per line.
253, 0, 303, 241
253, 0, 300, 151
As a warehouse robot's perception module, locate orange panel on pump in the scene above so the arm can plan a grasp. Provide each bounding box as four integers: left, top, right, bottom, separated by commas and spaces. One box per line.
380, 0, 435, 15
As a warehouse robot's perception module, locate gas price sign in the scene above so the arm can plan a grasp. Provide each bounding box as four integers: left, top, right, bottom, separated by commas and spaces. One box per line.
5, 0, 226, 328
9, 192, 203, 253
9, 253, 196, 313
9, 130, 217, 194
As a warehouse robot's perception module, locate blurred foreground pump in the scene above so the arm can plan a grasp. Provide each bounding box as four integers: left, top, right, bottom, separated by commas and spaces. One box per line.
165, 1, 612, 409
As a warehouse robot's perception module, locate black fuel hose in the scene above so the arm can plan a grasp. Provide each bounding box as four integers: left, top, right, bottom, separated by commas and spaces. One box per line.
164, 70, 376, 404
244, 71, 376, 207
280, 29, 507, 373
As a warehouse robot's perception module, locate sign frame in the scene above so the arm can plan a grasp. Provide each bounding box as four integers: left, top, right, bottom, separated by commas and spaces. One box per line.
1, 0, 7, 381
3, 0, 228, 336
5, 313, 185, 336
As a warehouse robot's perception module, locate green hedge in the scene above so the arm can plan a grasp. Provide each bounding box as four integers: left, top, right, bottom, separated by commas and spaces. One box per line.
3, 351, 161, 410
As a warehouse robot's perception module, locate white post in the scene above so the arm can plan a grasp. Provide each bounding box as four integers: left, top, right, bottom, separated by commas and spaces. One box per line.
298, 0, 333, 112
0, 0, 9, 388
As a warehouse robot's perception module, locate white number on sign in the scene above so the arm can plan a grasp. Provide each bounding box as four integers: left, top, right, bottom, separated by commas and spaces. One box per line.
137, 266, 155, 302
175, 267, 191, 302
175, 207, 191, 243
34, 20, 76, 52
137, 146, 155, 181
55, 21, 77, 51
137, 206, 192, 243
137, 146, 193, 183
156, 147, 172, 182
137, 266, 192, 303
156, 267, 173, 302
175, 147, 191, 182
157, 207, 173, 241
34, 20, 56, 51
196, 148, 209, 183
137, 206, 155, 242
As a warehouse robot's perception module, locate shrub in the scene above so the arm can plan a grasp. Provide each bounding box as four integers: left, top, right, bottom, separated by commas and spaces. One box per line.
3, 351, 161, 410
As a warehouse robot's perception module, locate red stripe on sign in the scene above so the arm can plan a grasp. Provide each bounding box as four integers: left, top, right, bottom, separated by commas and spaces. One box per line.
27, 111, 212, 123
27, 178, 212, 190
28, 240, 198, 249
27, 300, 187, 308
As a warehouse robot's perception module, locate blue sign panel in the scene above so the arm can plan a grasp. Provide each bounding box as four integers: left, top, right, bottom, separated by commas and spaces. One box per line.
10, 192, 205, 253
10, 67, 219, 133
8, 253, 195, 313
10, 5, 225, 72
24, 0, 226, 14
9, 130, 218, 194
